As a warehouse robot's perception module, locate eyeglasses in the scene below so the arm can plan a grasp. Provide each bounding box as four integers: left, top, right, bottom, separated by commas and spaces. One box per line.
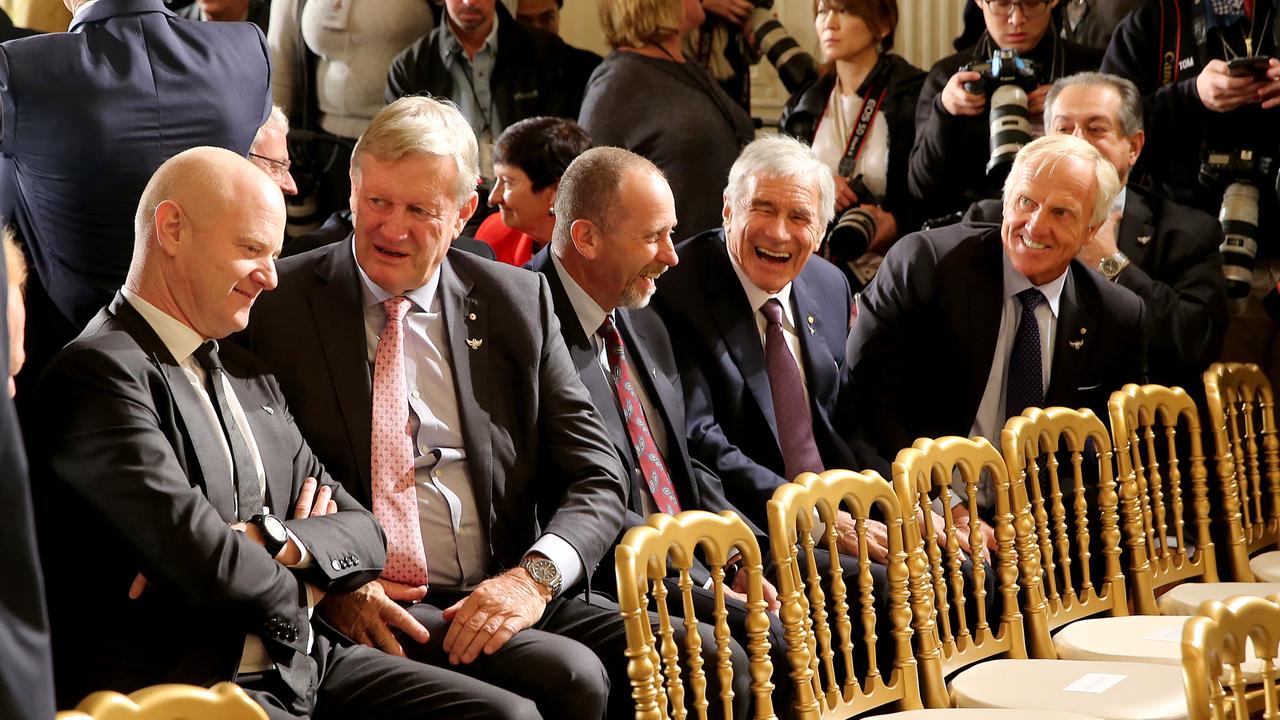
249, 152, 292, 181
980, 0, 1051, 18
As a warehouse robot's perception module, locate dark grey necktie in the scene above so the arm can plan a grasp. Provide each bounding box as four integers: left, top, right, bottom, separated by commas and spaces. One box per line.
761, 298, 824, 481
192, 341, 262, 521
1005, 288, 1047, 423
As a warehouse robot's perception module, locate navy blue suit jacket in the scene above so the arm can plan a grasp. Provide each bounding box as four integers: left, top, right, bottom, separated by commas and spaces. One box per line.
0, 0, 270, 331
654, 229, 884, 529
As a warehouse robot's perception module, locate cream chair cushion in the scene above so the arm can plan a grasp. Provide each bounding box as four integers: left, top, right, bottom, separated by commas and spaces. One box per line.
1052, 615, 1267, 682
883, 711, 1102, 719
1157, 582, 1280, 615
950, 659, 1189, 720
1250, 551, 1280, 582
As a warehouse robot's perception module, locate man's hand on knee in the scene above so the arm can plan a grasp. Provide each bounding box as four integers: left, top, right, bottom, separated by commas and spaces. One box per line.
441, 569, 549, 665
318, 579, 430, 657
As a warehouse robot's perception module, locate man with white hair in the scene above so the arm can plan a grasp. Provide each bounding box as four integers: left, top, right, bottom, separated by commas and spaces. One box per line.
31, 146, 528, 718
246, 96, 628, 719
848, 134, 1146, 519
249, 106, 298, 197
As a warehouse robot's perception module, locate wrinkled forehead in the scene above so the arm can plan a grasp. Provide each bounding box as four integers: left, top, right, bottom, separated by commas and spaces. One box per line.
1009, 153, 1096, 206
741, 172, 821, 211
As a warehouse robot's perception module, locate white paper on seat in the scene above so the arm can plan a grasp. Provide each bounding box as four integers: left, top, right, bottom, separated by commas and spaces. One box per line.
1143, 626, 1185, 643
1063, 673, 1127, 693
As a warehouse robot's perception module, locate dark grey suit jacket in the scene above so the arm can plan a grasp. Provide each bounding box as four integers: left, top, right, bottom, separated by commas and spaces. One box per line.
244, 238, 627, 586
964, 186, 1228, 394
33, 294, 385, 712
528, 248, 758, 589
846, 221, 1148, 466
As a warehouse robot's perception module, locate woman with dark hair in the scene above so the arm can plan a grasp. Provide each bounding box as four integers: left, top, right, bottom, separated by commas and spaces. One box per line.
780, 0, 924, 288
475, 117, 592, 266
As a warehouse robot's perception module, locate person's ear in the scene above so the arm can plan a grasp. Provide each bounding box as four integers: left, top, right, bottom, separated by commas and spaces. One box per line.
569, 218, 600, 260
1127, 129, 1146, 168
454, 192, 480, 236
154, 200, 186, 257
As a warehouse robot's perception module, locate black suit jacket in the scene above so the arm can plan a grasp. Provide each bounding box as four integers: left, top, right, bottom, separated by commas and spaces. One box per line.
846, 221, 1148, 465
0, 0, 271, 332
32, 294, 385, 711
965, 186, 1228, 393
385, 4, 593, 126
244, 239, 627, 585
654, 229, 884, 529
528, 249, 758, 587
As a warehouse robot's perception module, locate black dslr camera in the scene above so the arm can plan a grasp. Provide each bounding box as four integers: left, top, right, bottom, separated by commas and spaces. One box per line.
960, 49, 1041, 179
1200, 146, 1280, 298
826, 175, 880, 262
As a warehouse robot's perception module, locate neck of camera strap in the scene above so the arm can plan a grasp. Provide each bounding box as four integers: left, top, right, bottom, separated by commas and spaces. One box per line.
836, 54, 892, 178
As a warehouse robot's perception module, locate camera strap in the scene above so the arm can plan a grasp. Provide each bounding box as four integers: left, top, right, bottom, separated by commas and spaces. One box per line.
835, 54, 892, 179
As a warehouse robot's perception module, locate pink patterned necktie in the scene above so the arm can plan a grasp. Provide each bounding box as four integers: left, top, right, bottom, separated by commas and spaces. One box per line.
370, 296, 429, 586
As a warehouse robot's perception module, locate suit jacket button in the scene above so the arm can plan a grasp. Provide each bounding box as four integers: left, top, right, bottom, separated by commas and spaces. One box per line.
332, 559, 342, 571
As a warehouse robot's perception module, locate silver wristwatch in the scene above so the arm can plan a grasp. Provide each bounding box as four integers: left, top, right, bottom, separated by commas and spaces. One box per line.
519, 553, 562, 596
1098, 251, 1130, 281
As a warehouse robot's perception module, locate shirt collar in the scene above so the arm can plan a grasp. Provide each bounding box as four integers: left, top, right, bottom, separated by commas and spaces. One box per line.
726, 238, 795, 322
440, 12, 500, 67
551, 252, 611, 341
120, 287, 206, 364
352, 239, 442, 313
1111, 186, 1127, 215
1001, 250, 1068, 317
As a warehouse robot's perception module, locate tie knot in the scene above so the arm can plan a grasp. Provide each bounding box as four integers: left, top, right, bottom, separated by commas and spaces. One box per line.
1016, 288, 1046, 313
191, 340, 222, 374
598, 314, 622, 346
761, 298, 786, 327
383, 296, 411, 323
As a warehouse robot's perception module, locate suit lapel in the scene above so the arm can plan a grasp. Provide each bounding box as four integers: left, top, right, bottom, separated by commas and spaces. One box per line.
706, 242, 779, 446
964, 238, 1005, 423
224, 363, 294, 516
440, 259, 495, 542
1117, 188, 1155, 267
1047, 268, 1093, 406
310, 241, 376, 501
790, 276, 836, 413
111, 296, 237, 521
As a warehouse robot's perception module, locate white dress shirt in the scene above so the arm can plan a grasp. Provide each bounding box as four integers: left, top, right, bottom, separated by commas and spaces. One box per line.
551, 254, 670, 516
726, 243, 811, 410
121, 288, 312, 674
354, 250, 583, 592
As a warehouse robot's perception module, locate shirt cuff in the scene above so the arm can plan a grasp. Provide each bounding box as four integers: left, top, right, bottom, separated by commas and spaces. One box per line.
529, 533, 584, 594
284, 529, 312, 569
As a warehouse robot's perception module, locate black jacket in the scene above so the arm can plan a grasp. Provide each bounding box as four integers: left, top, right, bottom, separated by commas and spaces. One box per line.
385, 4, 594, 127
908, 30, 1103, 218
780, 54, 927, 236
965, 185, 1228, 394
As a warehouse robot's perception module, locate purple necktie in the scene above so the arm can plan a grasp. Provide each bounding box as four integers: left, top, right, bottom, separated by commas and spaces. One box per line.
1005, 288, 1046, 422
761, 298, 824, 481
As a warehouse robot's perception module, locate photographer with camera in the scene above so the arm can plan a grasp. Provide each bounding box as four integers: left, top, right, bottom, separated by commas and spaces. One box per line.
779, 0, 925, 290
909, 0, 1102, 219
1102, 0, 1280, 383
686, 0, 818, 111
965, 72, 1229, 393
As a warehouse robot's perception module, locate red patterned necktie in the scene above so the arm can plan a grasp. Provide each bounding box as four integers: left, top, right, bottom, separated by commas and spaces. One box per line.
598, 316, 682, 516
370, 296, 429, 586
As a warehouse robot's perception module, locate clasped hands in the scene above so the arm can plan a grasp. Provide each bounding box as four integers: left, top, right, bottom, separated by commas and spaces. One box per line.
127, 476, 335, 599
830, 503, 997, 563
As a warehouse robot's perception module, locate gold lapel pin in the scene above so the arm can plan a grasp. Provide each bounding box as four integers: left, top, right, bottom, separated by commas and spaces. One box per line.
466, 338, 483, 350
262, 405, 274, 415
1069, 340, 1084, 350
468, 312, 477, 320
1137, 235, 1152, 246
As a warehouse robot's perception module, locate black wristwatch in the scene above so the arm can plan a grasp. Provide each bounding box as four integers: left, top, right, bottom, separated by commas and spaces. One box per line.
519, 553, 563, 596
249, 513, 289, 558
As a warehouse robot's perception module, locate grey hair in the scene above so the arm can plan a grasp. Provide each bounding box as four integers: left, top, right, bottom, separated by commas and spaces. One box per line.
1002, 134, 1122, 227
351, 96, 480, 208
250, 105, 290, 155
552, 146, 663, 253
724, 136, 837, 231
1044, 71, 1144, 136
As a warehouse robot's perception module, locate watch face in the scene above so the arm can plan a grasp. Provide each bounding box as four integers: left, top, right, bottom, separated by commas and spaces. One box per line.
263, 515, 287, 542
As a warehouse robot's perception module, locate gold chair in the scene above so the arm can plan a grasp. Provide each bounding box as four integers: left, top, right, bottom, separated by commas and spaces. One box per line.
768, 467, 1101, 720
55, 682, 267, 720
897, 432, 1189, 719
1182, 594, 1280, 720
1204, 362, 1280, 583
615, 509, 776, 720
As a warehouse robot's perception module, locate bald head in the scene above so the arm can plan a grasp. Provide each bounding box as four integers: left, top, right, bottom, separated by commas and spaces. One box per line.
129, 147, 286, 339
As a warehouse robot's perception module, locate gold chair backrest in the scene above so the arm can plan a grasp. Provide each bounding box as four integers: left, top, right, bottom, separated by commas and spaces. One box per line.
1204, 363, 1280, 581
766, 469, 921, 719
1109, 383, 1215, 613
1182, 594, 1280, 720
1002, 406, 1130, 653
894, 436, 1025, 707
56, 682, 268, 720
615, 510, 777, 720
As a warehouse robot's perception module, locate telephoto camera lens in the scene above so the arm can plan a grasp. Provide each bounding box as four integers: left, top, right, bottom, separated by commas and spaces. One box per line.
828, 206, 877, 259
749, 8, 815, 93
1219, 181, 1261, 299
986, 84, 1032, 180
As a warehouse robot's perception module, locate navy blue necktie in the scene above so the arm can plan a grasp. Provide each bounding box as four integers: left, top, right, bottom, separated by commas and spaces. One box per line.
1005, 288, 1046, 422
